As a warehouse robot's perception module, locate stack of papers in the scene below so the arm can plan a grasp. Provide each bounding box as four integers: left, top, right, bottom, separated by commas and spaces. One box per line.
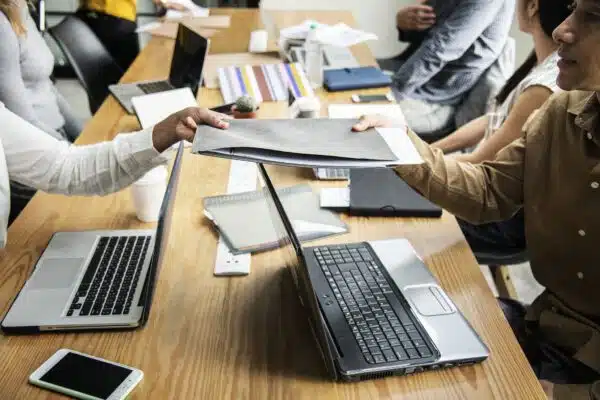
163, 0, 209, 18
279, 19, 377, 47
192, 118, 423, 168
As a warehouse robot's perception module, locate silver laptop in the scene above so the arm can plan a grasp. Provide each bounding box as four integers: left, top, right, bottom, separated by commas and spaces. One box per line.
258, 163, 488, 380
109, 23, 209, 114
1, 144, 185, 334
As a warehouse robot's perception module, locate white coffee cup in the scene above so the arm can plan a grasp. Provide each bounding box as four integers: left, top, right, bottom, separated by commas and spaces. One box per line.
130, 166, 168, 222
296, 96, 321, 118
249, 29, 268, 53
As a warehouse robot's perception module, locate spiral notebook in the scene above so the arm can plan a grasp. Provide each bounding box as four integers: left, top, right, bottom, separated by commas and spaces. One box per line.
203, 185, 347, 254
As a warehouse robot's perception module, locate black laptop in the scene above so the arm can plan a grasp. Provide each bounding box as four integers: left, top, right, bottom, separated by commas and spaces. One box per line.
109, 23, 209, 114
258, 164, 488, 381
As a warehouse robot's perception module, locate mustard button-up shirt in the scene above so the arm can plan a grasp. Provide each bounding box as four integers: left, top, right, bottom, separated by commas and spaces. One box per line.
396, 90, 600, 399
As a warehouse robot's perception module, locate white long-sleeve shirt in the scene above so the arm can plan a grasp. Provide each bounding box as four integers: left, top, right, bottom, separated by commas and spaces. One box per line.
0, 103, 170, 247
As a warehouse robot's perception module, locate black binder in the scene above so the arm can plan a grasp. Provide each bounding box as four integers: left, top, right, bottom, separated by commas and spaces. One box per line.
349, 168, 442, 217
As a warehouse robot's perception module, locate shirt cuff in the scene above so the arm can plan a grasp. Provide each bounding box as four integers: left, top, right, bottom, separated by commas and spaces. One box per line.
116, 127, 171, 166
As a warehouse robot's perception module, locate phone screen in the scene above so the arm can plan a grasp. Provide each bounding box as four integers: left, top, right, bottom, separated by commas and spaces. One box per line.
39, 352, 131, 399
357, 94, 391, 102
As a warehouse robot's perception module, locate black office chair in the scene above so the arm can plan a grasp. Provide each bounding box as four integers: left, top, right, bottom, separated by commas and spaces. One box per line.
474, 246, 528, 300
48, 16, 123, 114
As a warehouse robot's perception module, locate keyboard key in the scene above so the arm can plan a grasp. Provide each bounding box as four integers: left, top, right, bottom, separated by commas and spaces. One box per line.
405, 324, 417, 332
370, 347, 382, 355
393, 347, 408, 361
373, 354, 386, 364
406, 349, 420, 359
389, 338, 401, 347
402, 341, 414, 349
417, 347, 433, 357
409, 331, 422, 341
383, 349, 397, 362
413, 339, 426, 348
397, 333, 409, 342
379, 342, 391, 350
364, 354, 375, 364
366, 339, 378, 348
66, 310, 73, 317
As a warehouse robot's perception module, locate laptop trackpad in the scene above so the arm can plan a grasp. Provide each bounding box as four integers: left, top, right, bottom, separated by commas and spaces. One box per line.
28, 258, 83, 290
404, 286, 455, 316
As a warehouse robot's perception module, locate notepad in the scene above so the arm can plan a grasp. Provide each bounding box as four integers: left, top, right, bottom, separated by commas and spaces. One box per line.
217, 62, 314, 103
203, 185, 347, 254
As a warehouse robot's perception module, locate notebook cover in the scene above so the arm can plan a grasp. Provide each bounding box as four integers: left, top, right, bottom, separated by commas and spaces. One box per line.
323, 66, 392, 92
349, 168, 442, 217
203, 184, 348, 254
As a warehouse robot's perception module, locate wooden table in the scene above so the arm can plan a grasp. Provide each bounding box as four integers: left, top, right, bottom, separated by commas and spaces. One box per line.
0, 9, 544, 399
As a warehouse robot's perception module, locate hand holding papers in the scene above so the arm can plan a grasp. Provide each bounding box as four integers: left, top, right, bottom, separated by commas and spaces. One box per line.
192, 118, 423, 168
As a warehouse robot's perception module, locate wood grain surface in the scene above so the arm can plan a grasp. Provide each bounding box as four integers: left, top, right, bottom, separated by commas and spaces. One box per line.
0, 9, 544, 400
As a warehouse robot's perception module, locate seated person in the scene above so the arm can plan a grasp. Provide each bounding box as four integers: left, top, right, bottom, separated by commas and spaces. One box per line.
0, 2, 85, 221
431, 0, 570, 164
76, 0, 139, 71
379, 0, 515, 139
353, 1, 600, 397
0, 105, 228, 243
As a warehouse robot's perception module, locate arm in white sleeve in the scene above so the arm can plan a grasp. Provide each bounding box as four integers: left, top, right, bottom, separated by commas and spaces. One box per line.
1, 104, 170, 196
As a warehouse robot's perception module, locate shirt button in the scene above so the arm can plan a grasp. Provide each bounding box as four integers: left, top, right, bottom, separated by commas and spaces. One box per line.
577, 272, 584, 279
587, 132, 593, 140
578, 229, 586, 236
592, 182, 599, 189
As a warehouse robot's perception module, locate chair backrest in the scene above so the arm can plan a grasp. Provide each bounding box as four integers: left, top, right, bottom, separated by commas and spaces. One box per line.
454, 37, 516, 128
48, 16, 123, 114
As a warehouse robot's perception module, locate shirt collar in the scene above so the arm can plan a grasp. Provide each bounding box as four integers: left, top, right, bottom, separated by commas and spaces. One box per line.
568, 92, 600, 133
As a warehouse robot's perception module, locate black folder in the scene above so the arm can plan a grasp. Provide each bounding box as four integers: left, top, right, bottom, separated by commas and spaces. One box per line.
349, 168, 442, 217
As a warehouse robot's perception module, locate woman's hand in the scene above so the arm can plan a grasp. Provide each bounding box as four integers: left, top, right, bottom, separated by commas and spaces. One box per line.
152, 107, 230, 152
351, 114, 396, 132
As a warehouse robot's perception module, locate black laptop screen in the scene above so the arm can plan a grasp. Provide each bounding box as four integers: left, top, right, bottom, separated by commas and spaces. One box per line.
257, 164, 338, 379
139, 142, 185, 325
169, 24, 209, 96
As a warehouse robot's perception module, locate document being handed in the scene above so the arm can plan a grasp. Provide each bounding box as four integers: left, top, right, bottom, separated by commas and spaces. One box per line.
191, 118, 423, 168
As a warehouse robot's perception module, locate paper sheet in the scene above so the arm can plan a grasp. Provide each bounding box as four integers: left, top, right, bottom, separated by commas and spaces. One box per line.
164, 0, 209, 18
319, 188, 350, 208
279, 20, 377, 47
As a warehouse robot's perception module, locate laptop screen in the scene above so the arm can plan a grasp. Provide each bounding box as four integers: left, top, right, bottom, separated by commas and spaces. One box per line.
139, 142, 185, 326
169, 24, 209, 96
257, 164, 338, 379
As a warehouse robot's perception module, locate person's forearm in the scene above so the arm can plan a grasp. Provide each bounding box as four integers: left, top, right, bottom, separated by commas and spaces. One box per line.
393, 129, 524, 224
431, 115, 487, 153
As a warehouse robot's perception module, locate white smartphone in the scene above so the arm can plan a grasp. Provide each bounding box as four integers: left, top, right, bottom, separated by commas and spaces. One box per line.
29, 349, 143, 400
351, 93, 394, 103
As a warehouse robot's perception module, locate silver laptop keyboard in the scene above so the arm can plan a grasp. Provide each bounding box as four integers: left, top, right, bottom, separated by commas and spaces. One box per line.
313, 243, 434, 365
68, 236, 151, 317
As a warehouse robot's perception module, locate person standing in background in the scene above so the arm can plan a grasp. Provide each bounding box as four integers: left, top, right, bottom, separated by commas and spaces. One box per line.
76, 0, 139, 71
379, 0, 515, 140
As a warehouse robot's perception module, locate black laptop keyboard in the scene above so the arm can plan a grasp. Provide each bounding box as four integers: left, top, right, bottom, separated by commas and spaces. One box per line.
67, 236, 151, 317
138, 81, 174, 94
313, 244, 434, 365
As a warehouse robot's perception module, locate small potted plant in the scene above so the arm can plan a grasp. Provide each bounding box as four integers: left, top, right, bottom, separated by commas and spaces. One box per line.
231, 95, 258, 119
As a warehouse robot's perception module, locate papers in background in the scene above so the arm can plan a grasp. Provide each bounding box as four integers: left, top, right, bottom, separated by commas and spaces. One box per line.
163, 0, 209, 18
319, 188, 350, 209
203, 52, 281, 89
279, 19, 377, 47
136, 15, 229, 39
217, 62, 313, 103
131, 87, 197, 147
328, 103, 406, 126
